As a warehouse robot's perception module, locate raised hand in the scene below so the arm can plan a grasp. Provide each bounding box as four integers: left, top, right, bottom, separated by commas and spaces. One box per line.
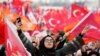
15, 17, 22, 30
81, 25, 91, 35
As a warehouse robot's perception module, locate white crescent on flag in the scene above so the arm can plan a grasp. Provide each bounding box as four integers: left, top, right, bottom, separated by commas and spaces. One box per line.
90, 25, 98, 29
73, 9, 85, 17
7, 39, 12, 51
48, 18, 56, 27
73, 9, 80, 17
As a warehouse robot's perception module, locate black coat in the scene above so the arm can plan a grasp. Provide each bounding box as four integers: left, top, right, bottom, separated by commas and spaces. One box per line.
0, 46, 6, 56
17, 30, 84, 56
88, 51, 99, 56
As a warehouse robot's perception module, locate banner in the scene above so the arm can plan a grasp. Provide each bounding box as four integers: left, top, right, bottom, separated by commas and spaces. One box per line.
71, 3, 88, 17
69, 11, 100, 41
0, 21, 5, 44
5, 19, 29, 56
43, 9, 68, 33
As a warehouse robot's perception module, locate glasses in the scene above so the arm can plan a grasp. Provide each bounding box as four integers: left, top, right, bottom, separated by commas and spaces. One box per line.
45, 39, 53, 43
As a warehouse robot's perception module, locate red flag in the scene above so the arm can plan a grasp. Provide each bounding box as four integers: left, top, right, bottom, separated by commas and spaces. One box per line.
94, 13, 100, 25
0, 21, 5, 44
5, 19, 29, 56
64, 4, 88, 32
71, 4, 88, 17
70, 11, 100, 41
86, 28, 100, 40
12, 0, 23, 7
64, 16, 82, 32
85, 13, 100, 40
12, 0, 24, 15
43, 9, 67, 33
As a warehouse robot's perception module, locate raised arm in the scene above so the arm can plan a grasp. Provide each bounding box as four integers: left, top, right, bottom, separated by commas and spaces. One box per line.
16, 17, 38, 56
56, 25, 91, 56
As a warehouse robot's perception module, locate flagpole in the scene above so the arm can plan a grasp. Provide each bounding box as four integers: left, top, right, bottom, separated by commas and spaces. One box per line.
22, 6, 25, 16
70, 11, 92, 33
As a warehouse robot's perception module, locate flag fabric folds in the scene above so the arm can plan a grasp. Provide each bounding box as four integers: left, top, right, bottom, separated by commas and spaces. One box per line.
4, 19, 30, 56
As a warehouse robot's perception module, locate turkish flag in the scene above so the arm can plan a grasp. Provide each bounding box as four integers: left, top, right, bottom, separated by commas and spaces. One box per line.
64, 16, 82, 32
4, 19, 29, 56
71, 3, 88, 17
44, 9, 67, 33
64, 4, 88, 32
69, 11, 100, 41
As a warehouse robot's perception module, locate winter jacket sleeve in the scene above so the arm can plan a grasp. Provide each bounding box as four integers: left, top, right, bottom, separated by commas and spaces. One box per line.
56, 37, 67, 50
17, 30, 38, 56
0, 46, 6, 56
56, 33, 84, 56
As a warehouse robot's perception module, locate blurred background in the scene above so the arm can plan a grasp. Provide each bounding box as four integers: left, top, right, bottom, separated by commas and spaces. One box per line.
0, 0, 100, 55
0, 0, 100, 11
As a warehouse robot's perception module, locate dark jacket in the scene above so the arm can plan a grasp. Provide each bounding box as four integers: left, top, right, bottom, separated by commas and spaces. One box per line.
81, 51, 88, 56
17, 30, 39, 56
56, 37, 67, 50
56, 31, 68, 50
0, 46, 6, 56
88, 51, 99, 56
17, 30, 84, 56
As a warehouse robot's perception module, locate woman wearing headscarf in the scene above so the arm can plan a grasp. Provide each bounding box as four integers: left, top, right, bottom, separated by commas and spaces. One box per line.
39, 35, 56, 56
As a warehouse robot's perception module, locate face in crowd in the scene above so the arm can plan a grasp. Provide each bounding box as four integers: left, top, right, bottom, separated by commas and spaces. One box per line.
44, 36, 54, 49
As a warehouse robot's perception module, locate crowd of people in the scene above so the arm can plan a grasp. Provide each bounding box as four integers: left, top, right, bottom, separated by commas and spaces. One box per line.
0, 17, 100, 56
0, 1, 100, 56
16, 17, 100, 56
